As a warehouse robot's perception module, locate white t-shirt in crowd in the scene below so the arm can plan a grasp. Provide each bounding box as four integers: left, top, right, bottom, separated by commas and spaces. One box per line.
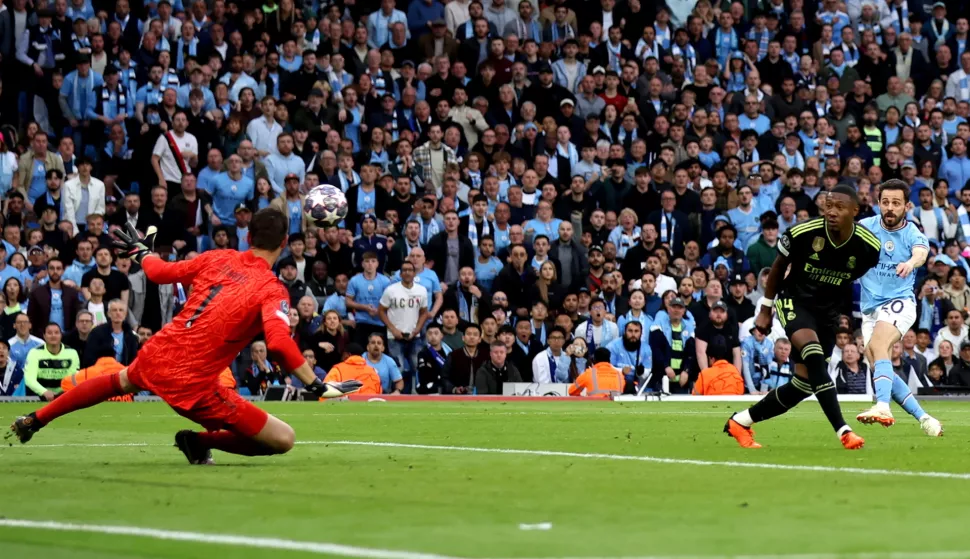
152, 131, 198, 183
379, 281, 429, 336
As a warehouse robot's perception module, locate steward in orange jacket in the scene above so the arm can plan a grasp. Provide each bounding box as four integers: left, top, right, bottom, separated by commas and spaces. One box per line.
569, 347, 624, 398
693, 344, 744, 395
324, 354, 382, 396
63, 358, 237, 401
62, 357, 133, 402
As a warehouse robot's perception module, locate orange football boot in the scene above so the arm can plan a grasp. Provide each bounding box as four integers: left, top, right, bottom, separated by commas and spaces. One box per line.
840, 431, 865, 450
724, 417, 762, 449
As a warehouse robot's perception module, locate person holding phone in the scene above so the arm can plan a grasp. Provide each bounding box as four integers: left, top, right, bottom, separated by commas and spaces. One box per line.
379, 262, 430, 393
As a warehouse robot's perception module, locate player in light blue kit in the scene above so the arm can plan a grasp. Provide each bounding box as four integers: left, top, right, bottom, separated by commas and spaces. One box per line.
857, 180, 942, 436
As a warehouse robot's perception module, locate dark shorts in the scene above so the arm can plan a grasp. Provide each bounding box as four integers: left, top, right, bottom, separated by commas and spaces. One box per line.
774, 296, 838, 359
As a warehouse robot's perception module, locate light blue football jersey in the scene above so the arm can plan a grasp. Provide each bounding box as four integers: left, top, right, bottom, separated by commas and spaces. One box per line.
727, 205, 761, 248
858, 215, 928, 313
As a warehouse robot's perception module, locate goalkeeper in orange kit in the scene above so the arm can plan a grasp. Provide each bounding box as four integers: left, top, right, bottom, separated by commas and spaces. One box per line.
8, 209, 362, 464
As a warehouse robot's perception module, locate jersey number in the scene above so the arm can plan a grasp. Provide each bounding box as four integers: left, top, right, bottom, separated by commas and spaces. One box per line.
185, 285, 224, 328
880, 300, 905, 314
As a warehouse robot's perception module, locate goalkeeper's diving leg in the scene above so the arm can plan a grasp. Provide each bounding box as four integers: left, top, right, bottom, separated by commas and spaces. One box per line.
6, 367, 363, 449
858, 321, 942, 436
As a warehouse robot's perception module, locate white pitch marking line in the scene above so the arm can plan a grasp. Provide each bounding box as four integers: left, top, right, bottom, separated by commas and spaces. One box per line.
1, 519, 969, 559
319, 441, 970, 481
8, 440, 970, 481
0, 519, 459, 559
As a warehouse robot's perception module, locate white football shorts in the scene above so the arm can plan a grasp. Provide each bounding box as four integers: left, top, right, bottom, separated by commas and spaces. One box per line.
861, 298, 917, 348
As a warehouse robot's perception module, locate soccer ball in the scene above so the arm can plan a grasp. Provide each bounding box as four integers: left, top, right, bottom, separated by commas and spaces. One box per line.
304, 184, 349, 226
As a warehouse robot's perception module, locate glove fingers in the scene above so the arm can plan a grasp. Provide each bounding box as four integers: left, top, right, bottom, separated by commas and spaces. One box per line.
124, 222, 141, 240
112, 229, 133, 245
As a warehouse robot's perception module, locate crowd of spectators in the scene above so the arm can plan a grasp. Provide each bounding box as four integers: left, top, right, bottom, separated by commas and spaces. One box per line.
1, 0, 970, 398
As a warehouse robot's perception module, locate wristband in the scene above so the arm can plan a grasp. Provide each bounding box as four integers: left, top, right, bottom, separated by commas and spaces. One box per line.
757, 297, 774, 308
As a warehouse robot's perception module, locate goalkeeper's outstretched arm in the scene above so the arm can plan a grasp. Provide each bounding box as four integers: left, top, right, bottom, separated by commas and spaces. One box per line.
262, 289, 361, 398
141, 254, 210, 285
113, 223, 209, 285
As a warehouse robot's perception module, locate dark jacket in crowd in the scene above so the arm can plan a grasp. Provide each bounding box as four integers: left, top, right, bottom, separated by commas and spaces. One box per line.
441, 346, 489, 393
28, 283, 80, 339
474, 360, 522, 394
83, 322, 140, 368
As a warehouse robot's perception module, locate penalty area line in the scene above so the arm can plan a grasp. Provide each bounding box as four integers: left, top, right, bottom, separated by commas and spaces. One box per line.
1, 519, 970, 559
10, 440, 970, 481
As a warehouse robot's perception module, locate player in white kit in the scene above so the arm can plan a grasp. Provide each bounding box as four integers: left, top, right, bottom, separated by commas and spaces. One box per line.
857, 180, 942, 436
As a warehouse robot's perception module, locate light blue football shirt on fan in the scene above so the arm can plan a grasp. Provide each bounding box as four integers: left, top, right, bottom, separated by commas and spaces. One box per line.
858, 215, 928, 314
727, 205, 761, 248
347, 272, 391, 326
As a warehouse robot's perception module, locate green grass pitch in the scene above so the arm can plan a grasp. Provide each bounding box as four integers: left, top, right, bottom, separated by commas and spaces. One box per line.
1, 400, 969, 559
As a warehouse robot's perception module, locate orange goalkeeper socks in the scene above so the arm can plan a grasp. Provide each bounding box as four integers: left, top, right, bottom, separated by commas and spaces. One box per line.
35, 373, 125, 425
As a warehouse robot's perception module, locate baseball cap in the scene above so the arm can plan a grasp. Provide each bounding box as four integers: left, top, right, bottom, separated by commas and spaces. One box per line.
932, 1, 946, 9
401, 60, 415, 68
591, 66, 606, 75
431, 18, 446, 26
729, 274, 745, 285
711, 300, 728, 311
523, 122, 538, 132
961, 340, 970, 351
901, 160, 916, 170
284, 173, 300, 181
28, 245, 44, 255
560, 98, 575, 107
588, 245, 603, 254
935, 254, 957, 267
234, 203, 251, 214
278, 256, 297, 269
105, 195, 118, 205
669, 297, 687, 308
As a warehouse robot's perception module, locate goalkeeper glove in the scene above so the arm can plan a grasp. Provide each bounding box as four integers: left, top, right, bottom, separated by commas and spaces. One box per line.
305, 378, 364, 399
112, 223, 157, 264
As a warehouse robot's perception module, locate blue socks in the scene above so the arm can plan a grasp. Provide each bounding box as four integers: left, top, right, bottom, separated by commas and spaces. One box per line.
873, 359, 894, 405
892, 374, 927, 421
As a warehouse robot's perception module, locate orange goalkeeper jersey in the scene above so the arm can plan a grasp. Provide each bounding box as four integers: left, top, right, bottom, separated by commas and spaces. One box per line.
132, 251, 305, 406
